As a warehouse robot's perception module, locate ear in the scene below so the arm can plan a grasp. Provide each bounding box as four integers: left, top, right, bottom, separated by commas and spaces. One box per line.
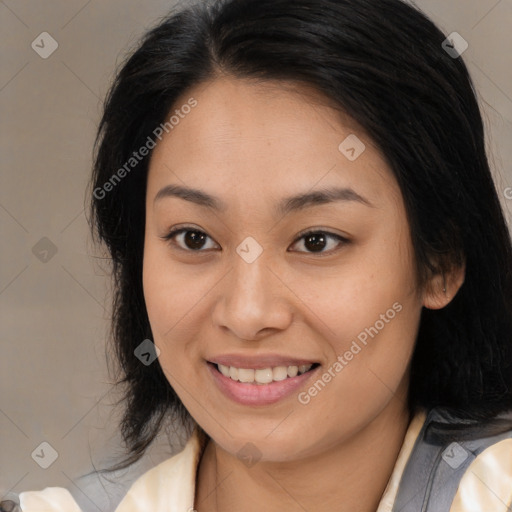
422, 261, 466, 310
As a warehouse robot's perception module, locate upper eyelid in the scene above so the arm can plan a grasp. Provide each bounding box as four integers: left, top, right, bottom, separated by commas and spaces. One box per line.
162, 225, 347, 250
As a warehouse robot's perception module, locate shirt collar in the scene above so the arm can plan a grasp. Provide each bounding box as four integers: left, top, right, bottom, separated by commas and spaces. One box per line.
116, 409, 428, 511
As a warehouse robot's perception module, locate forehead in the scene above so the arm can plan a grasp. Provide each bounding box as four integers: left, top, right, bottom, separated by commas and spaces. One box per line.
147, 77, 399, 207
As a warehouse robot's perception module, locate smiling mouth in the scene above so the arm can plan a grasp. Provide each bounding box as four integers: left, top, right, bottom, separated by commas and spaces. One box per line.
209, 362, 320, 385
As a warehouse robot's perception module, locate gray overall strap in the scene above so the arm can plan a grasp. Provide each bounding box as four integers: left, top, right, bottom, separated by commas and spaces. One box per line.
392, 407, 512, 512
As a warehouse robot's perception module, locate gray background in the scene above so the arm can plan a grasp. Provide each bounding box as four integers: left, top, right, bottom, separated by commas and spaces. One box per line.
1, 1, 511, 511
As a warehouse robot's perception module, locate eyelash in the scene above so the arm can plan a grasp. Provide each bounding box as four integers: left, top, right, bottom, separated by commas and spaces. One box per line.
161, 225, 349, 256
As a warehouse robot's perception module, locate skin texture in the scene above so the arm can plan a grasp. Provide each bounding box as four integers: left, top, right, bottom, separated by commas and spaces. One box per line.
143, 76, 465, 512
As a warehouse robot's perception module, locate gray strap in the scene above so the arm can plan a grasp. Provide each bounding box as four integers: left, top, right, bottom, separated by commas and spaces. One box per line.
392, 408, 512, 512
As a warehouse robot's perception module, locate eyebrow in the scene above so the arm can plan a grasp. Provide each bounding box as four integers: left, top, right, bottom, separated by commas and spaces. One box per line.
154, 184, 373, 215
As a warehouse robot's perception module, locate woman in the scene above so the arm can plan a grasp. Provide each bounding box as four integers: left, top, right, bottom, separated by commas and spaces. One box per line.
11, 0, 512, 510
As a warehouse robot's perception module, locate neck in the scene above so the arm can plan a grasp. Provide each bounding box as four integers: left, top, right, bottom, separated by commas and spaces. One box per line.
195, 393, 411, 512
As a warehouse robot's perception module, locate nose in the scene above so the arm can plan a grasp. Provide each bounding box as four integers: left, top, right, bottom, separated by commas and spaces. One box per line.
211, 250, 293, 341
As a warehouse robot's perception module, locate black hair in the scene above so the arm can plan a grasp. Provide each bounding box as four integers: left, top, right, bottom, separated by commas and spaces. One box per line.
89, 0, 512, 471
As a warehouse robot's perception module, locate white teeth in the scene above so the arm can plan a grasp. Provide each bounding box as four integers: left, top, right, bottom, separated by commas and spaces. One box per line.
255, 368, 273, 384
219, 364, 230, 377
287, 365, 298, 377
238, 368, 255, 382
216, 363, 314, 384
273, 366, 288, 381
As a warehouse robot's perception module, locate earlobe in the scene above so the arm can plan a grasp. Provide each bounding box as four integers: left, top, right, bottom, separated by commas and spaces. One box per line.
422, 262, 466, 310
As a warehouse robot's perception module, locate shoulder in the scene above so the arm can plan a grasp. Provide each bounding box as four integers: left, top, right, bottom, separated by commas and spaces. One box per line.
14, 428, 206, 512
16, 488, 83, 512
393, 407, 512, 512
114, 427, 205, 512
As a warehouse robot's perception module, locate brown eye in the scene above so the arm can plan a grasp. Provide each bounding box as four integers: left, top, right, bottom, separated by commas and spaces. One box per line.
163, 227, 218, 251
290, 230, 348, 255
162, 226, 348, 256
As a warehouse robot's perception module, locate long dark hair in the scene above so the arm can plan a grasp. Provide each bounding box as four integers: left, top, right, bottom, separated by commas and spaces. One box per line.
89, 0, 512, 471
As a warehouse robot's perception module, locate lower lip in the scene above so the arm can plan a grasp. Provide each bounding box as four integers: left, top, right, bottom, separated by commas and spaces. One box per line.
207, 362, 319, 406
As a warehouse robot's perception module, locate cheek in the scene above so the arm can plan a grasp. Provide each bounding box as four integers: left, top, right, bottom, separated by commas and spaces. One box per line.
143, 246, 174, 337
142, 241, 217, 372
294, 243, 417, 352
322, 292, 418, 405
142, 255, 192, 401
142, 242, 190, 353
295, 234, 420, 403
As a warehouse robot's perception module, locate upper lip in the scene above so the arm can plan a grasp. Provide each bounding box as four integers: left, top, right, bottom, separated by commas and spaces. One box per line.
208, 354, 318, 369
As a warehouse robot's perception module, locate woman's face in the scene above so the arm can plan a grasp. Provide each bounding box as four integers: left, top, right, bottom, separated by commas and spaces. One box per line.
143, 77, 427, 461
